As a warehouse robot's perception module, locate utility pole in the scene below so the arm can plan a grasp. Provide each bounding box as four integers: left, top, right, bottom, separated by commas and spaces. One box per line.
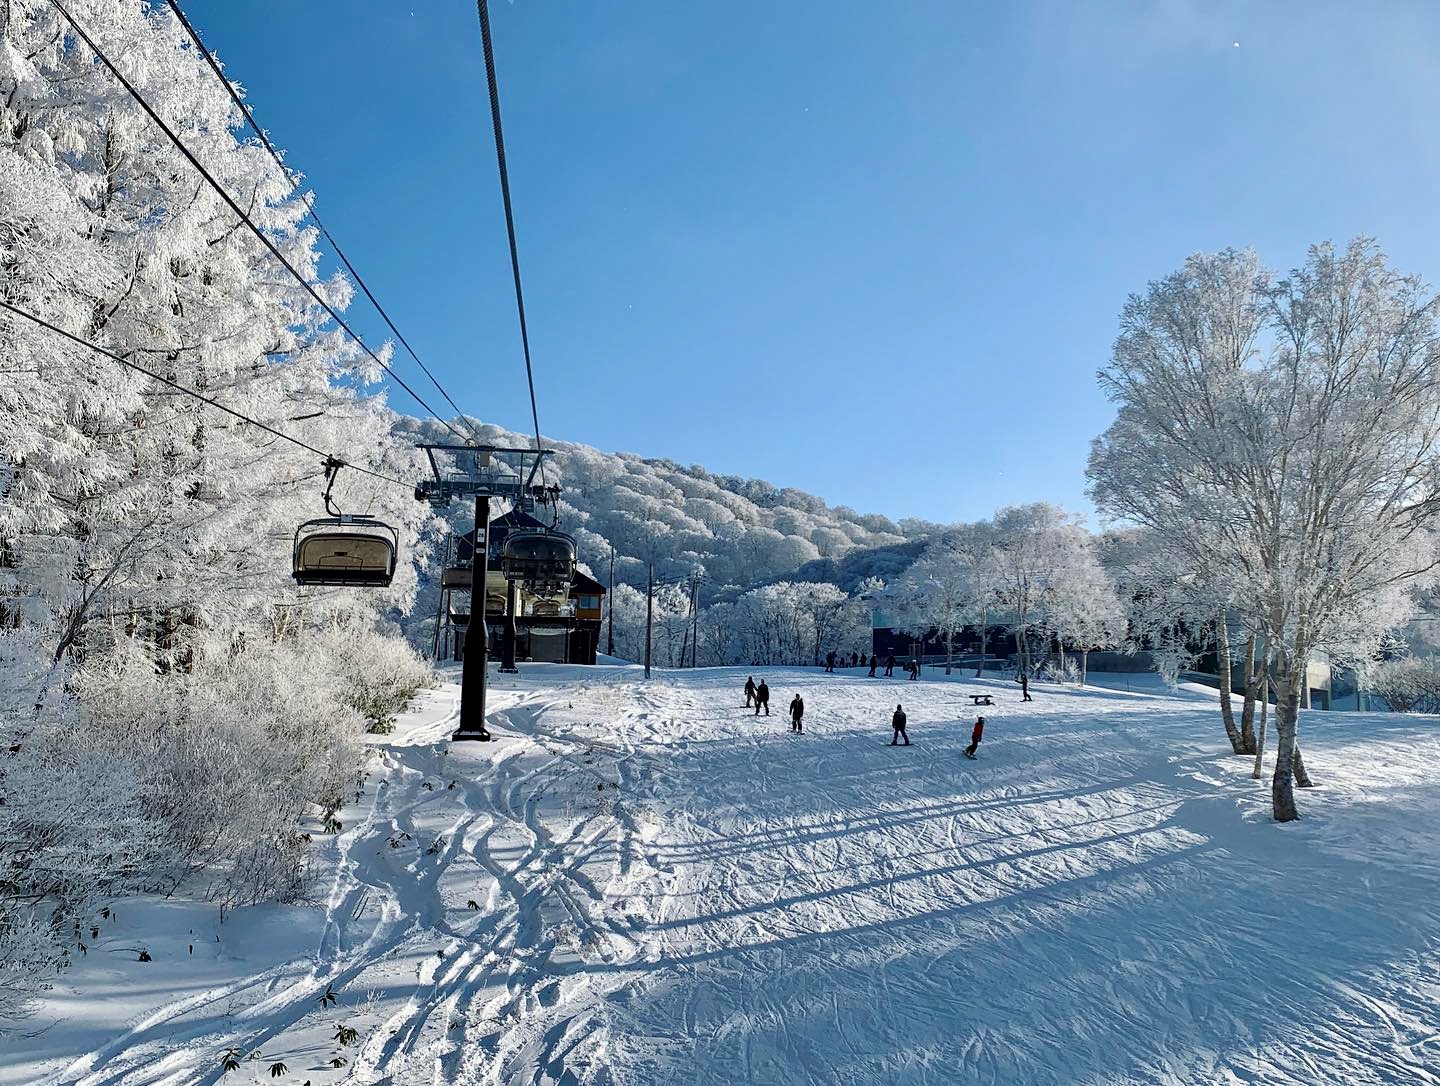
454, 496, 492, 741
644, 562, 653, 680
607, 546, 615, 658
689, 575, 700, 668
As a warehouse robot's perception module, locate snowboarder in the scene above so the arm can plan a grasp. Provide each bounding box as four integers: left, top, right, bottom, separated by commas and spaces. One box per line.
908, 658, 920, 681
890, 704, 910, 745
790, 694, 805, 733
964, 716, 985, 759
1020, 672, 1033, 702
868, 655, 878, 677
754, 679, 770, 716
825, 651, 836, 674
744, 675, 757, 707
884, 654, 896, 677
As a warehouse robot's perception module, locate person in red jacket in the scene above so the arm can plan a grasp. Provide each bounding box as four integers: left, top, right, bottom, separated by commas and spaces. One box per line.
964, 716, 985, 759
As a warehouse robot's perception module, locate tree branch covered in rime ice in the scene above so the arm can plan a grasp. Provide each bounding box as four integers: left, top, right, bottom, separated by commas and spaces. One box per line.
0, 0, 435, 1026
1089, 241, 1440, 821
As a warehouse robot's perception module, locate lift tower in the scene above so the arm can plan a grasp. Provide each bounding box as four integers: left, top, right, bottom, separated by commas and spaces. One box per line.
416, 444, 555, 741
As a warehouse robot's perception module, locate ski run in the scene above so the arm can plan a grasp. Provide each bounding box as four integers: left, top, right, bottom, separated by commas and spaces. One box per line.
6, 665, 1440, 1086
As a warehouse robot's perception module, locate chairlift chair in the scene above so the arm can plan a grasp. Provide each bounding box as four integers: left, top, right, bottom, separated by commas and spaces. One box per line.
293, 517, 399, 588
291, 458, 401, 589
499, 527, 577, 597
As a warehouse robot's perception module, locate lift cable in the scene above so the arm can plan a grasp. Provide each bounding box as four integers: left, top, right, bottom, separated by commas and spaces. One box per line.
47, 0, 474, 446
474, 0, 548, 484
162, 0, 486, 446
0, 298, 412, 491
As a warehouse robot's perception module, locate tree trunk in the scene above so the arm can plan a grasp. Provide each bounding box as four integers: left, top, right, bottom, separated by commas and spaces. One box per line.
1239, 632, 1258, 755
1081, 648, 1089, 686
1293, 745, 1315, 788
1251, 670, 1269, 779
1271, 663, 1304, 822
1217, 612, 1243, 753
976, 612, 988, 678
945, 628, 953, 675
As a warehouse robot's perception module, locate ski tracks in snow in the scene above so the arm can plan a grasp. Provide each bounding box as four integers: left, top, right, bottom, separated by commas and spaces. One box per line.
15, 666, 1440, 1085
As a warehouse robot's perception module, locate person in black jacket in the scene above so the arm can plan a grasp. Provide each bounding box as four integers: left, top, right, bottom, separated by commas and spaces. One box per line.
825, 651, 836, 674
789, 694, 805, 733
890, 704, 910, 745
868, 655, 878, 677
744, 675, 757, 707
884, 654, 896, 677
754, 679, 770, 716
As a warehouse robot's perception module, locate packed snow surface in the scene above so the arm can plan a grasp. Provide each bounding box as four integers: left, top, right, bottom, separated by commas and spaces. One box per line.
7, 666, 1440, 1084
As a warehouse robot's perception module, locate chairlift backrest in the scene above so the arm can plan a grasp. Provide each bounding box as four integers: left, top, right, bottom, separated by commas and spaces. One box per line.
500, 528, 576, 594
292, 517, 399, 588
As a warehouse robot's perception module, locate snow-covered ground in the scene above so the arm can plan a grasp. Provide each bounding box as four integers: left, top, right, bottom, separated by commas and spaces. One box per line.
7, 665, 1440, 1085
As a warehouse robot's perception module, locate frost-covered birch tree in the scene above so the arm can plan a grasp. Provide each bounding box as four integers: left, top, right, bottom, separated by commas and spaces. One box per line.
1090, 240, 1440, 821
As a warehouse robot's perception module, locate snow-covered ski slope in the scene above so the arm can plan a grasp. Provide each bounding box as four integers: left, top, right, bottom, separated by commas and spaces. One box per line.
7, 666, 1440, 1085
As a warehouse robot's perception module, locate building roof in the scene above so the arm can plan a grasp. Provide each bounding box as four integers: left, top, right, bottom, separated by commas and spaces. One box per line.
571, 571, 605, 596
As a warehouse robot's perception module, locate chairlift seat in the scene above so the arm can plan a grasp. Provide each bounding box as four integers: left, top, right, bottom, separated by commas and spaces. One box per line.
293, 517, 399, 588
500, 528, 576, 595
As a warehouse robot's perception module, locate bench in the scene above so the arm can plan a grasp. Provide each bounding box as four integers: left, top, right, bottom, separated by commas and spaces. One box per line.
968, 694, 994, 706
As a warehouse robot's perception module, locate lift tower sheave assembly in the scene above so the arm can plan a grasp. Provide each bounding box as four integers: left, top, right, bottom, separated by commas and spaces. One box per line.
416, 444, 557, 742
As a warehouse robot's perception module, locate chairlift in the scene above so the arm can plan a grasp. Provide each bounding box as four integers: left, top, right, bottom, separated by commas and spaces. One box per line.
292, 458, 400, 589
499, 527, 577, 597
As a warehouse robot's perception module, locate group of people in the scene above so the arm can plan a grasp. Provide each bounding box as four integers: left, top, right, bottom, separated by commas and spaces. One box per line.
743, 676, 805, 733
743, 676, 986, 754
824, 651, 923, 680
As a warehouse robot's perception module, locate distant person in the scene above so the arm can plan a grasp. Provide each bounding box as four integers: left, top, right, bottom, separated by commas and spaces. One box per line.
908, 658, 920, 681
861, 653, 869, 669
790, 694, 805, 733
1020, 672, 1033, 702
755, 679, 770, 716
884, 654, 896, 677
851, 651, 859, 668
868, 655, 878, 678
825, 651, 836, 674
964, 716, 985, 759
744, 675, 757, 708
890, 703, 910, 746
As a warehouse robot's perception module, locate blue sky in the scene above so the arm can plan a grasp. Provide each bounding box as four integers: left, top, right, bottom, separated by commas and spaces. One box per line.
183, 0, 1440, 525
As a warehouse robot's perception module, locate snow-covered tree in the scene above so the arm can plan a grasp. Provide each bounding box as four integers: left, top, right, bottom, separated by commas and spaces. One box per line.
891, 539, 976, 675
0, 0, 430, 1021
1090, 240, 1440, 821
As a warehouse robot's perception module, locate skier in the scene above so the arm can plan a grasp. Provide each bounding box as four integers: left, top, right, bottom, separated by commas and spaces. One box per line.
868, 655, 878, 678
964, 716, 985, 759
744, 675, 757, 707
754, 679, 770, 716
890, 703, 910, 746
1020, 672, 1033, 702
789, 694, 805, 733
884, 654, 896, 677
825, 651, 836, 674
